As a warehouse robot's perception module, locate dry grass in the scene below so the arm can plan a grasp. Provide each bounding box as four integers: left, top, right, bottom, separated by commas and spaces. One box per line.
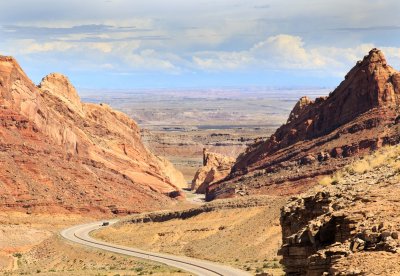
318, 145, 400, 186
93, 197, 287, 275
347, 146, 400, 174
319, 176, 334, 186
318, 146, 400, 186
346, 146, 400, 174
318, 171, 343, 186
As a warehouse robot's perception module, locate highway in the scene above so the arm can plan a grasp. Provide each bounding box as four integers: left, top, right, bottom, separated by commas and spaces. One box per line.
60, 220, 251, 276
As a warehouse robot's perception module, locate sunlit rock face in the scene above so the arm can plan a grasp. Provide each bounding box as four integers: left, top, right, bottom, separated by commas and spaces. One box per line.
0, 55, 184, 214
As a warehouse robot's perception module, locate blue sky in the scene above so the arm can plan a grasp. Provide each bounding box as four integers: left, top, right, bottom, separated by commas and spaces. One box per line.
1, 0, 400, 89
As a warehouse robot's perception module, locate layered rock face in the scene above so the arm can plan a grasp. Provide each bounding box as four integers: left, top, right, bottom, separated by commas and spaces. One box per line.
280, 152, 400, 275
0, 56, 185, 214
191, 149, 235, 193
207, 49, 400, 200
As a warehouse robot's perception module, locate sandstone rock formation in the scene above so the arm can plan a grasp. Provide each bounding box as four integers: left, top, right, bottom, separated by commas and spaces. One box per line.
280, 151, 400, 275
155, 155, 187, 189
207, 48, 400, 200
0, 55, 184, 214
191, 149, 235, 193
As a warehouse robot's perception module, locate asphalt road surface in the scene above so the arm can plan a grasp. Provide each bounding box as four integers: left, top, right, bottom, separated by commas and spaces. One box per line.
61, 220, 251, 276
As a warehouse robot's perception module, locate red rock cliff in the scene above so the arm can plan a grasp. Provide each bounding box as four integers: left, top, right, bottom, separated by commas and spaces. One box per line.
207, 49, 400, 200
0, 55, 184, 214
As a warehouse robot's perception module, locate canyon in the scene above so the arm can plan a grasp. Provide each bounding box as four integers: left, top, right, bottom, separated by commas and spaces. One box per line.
2, 49, 400, 275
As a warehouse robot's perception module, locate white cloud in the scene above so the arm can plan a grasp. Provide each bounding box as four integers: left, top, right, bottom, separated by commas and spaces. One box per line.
250, 34, 327, 69
192, 34, 327, 71
192, 34, 400, 74
193, 52, 251, 70
88, 42, 113, 53
5, 28, 400, 80
123, 49, 181, 72
23, 40, 76, 54
12, 40, 116, 55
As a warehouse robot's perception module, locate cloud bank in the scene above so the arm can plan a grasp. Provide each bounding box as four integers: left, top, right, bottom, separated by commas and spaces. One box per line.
0, 0, 399, 88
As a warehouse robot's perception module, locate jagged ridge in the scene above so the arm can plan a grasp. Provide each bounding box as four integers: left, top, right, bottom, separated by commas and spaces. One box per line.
207, 49, 400, 200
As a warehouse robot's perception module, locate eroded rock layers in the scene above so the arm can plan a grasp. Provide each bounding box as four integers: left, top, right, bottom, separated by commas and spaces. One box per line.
280, 161, 400, 275
0, 56, 185, 214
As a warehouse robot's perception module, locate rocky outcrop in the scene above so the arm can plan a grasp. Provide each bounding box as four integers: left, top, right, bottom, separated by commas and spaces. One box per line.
0, 55, 184, 214
279, 154, 400, 275
119, 195, 285, 224
38, 73, 83, 114
207, 49, 400, 200
191, 149, 235, 193
286, 96, 314, 124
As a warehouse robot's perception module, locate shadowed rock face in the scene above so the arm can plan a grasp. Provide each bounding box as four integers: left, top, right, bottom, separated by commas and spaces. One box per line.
207, 49, 400, 200
0, 56, 185, 214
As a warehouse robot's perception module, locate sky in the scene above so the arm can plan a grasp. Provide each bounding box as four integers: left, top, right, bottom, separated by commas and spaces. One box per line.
1, 0, 400, 89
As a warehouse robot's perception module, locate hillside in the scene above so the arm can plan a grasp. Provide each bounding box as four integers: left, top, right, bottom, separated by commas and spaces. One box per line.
207, 48, 400, 200
93, 196, 288, 275
280, 145, 400, 275
0, 56, 186, 214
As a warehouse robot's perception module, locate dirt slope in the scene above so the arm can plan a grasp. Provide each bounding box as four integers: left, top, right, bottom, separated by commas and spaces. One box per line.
93, 196, 288, 275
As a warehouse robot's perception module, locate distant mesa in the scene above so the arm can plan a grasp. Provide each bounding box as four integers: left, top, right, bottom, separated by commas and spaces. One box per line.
206, 48, 400, 200
0, 55, 186, 214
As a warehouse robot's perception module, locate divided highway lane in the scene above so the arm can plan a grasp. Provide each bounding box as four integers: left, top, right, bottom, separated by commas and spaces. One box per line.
61, 220, 250, 276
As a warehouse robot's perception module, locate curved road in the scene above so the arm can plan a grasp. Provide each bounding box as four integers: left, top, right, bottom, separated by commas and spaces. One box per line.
61, 220, 250, 276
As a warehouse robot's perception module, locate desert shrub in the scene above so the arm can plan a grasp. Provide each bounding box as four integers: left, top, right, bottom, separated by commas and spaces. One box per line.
369, 152, 387, 168
13, 253, 22, 258
135, 267, 144, 272
256, 267, 264, 273
319, 176, 332, 185
391, 160, 400, 172
272, 262, 281, 268
351, 159, 371, 174
331, 172, 343, 184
